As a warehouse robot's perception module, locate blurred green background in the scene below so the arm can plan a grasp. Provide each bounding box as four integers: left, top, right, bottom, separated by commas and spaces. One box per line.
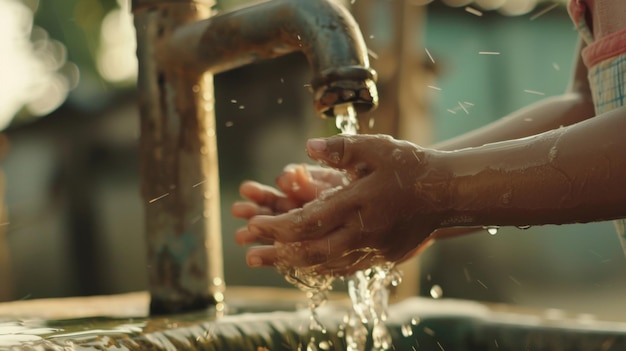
1, 0, 625, 317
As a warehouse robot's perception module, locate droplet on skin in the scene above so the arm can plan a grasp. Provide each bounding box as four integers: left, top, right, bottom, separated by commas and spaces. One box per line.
548, 146, 558, 161
484, 226, 499, 235
328, 152, 341, 163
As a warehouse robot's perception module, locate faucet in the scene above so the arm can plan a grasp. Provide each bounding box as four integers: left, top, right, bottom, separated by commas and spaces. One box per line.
132, 0, 378, 314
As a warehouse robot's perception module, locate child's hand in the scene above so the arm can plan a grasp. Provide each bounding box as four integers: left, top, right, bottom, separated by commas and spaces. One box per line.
231, 164, 347, 245
243, 134, 448, 276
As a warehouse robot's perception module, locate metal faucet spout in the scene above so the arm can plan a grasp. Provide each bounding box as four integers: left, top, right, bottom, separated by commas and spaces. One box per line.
162, 0, 378, 116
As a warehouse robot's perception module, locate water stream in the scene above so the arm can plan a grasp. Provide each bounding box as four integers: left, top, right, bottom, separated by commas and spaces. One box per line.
277, 103, 401, 351
335, 104, 400, 351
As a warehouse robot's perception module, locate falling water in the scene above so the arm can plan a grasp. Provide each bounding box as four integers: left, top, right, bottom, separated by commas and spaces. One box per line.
276, 103, 402, 350
335, 103, 359, 135
274, 260, 334, 344
335, 103, 401, 351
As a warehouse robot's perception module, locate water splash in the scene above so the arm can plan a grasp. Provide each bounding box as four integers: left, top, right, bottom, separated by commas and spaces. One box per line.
276, 103, 401, 350
345, 265, 403, 351
275, 261, 335, 336
335, 104, 400, 351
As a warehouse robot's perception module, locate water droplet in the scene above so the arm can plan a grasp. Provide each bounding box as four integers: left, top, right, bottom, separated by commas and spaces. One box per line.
307, 337, 318, 351
238, 105, 245, 110
484, 226, 499, 235
411, 317, 420, 325
429, 284, 443, 299
516, 225, 531, 230
225, 121, 234, 127
230, 99, 237, 103
401, 323, 413, 337
318, 340, 331, 350
277, 97, 283, 104
328, 152, 341, 163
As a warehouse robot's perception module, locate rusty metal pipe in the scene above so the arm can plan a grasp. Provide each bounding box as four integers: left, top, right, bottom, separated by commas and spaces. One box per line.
160, 0, 378, 116
132, 0, 377, 315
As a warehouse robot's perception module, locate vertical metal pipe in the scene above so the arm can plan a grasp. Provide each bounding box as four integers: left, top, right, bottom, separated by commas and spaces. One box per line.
132, 0, 378, 315
133, 0, 224, 314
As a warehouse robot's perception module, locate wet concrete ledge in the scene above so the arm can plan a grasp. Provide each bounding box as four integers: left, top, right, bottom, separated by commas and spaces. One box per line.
1, 287, 626, 350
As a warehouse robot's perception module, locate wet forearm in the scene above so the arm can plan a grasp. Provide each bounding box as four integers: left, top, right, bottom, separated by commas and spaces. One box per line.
432, 92, 594, 151
436, 107, 626, 228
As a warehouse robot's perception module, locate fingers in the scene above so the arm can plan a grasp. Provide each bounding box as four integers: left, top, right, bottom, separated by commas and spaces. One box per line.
245, 245, 277, 268
306, 134, 396, 177
231, 201, 273, 219
238, 181, 299, 214
235, 226, 273, 245
247, 196, 349, 243
273, 224, 370, 267
276, 164, 343, 203
245, 241, 384, 277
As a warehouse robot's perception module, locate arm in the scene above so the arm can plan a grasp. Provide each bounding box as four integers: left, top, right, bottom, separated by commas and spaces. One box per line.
435, 38, 594, 151
437, 106, 626, 227
245, 107, 626, 274
430, 37, 594, 239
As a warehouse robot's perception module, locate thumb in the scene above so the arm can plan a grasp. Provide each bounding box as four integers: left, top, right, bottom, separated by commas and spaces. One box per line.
306, 135, 382, 173
306, 136, 349, 168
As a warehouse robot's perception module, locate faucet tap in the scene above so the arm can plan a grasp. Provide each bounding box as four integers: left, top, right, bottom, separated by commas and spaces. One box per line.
157, 0, 378, 116
132, 0, 378, 314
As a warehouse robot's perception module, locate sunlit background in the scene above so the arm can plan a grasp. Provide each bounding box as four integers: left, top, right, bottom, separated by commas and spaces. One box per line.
3, 0, 626, 319
0, 0, 565, 131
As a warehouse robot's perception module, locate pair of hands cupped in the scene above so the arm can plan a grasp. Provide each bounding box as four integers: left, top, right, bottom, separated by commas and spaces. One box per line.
231, 134, 445, 277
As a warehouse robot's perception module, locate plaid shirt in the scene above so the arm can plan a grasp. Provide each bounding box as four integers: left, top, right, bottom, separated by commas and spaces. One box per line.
569, 0, 626, 242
